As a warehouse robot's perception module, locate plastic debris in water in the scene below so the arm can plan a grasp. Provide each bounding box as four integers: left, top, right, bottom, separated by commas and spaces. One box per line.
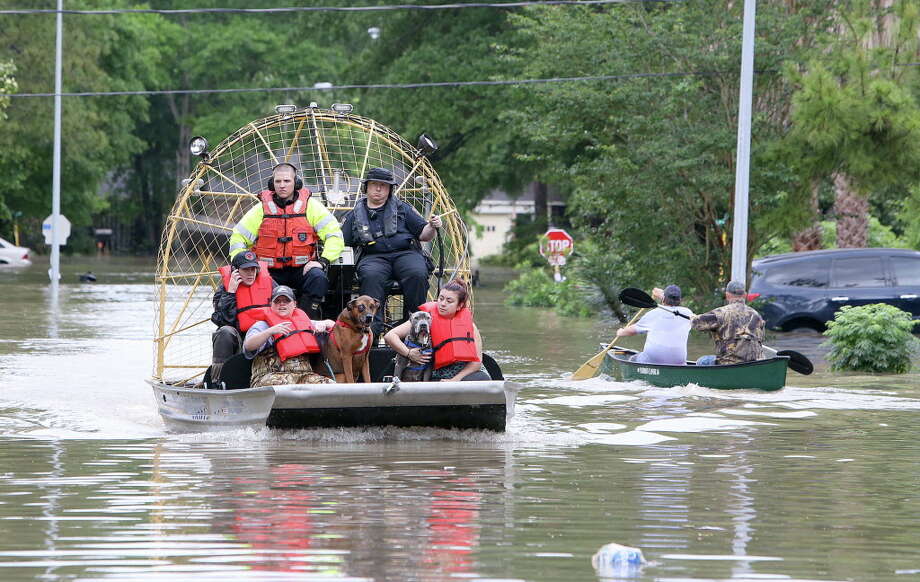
591, 542, 645, 578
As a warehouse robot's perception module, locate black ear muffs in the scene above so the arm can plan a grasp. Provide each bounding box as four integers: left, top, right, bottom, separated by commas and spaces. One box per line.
267, 175, 304, 191
268, 163, 304, 192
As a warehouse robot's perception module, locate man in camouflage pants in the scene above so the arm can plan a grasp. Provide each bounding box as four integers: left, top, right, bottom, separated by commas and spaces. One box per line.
691, 280, 765, 365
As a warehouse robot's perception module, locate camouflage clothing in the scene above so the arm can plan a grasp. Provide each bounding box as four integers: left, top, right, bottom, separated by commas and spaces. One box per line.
690, 300, 765, 365
250, 349, 333, 387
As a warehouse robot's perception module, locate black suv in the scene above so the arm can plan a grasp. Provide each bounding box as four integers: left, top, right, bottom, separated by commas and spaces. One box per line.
749, 248, 920, 331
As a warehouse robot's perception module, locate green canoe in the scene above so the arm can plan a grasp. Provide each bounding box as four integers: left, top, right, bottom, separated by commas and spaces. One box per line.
599, 347, 789, 391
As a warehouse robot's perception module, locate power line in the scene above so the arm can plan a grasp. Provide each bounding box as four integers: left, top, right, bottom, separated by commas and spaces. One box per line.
8, 71, 761, 98
0, 0, 683, 16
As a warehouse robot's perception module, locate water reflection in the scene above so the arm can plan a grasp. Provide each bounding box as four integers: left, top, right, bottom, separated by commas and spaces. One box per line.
0, 259, 919, 582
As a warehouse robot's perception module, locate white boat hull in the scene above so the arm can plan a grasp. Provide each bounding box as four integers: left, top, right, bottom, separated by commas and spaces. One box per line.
149, 379, 518, 432
148, 381, 275, 433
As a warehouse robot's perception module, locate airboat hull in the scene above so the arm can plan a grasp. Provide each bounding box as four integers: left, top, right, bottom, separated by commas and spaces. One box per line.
148, 379, 518, 433
148, 380, 276, 432
269, 380, 518, 431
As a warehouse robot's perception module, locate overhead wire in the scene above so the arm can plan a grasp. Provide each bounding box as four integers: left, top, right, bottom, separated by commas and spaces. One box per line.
0, 0, 684, 16
8, 71, 771, 99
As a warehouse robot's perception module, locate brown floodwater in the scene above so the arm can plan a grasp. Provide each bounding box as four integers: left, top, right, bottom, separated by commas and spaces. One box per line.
0, 257, 918, 581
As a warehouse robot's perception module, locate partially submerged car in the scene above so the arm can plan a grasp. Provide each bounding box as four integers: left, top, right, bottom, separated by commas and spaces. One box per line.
0, 236, 32, 267
750, 248, 920, 331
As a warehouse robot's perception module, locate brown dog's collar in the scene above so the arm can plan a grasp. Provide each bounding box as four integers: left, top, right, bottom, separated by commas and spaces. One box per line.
331, 321, 372, 355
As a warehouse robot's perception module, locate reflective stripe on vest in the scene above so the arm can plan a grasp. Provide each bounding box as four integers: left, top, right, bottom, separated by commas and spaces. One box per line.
418, 301, 479, 369
218, 264, 273, 332
252, 189, 320, 269
253, 306, 321, 361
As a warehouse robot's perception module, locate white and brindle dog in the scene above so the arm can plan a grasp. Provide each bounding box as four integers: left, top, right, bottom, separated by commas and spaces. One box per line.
393, 311, 433, 382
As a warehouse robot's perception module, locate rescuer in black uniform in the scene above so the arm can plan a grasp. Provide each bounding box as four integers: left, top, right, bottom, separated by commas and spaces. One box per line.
341, 167, 442, 333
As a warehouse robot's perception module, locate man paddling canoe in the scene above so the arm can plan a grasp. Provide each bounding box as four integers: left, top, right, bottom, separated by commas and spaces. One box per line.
615, 285, 693, 365
691, 280, 765, 366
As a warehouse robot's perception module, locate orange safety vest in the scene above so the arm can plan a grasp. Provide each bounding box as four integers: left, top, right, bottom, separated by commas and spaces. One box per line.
253, 307, 321, 361
419, 302, 479, 369
218, 264, 273, 332
252, 189, 319, 269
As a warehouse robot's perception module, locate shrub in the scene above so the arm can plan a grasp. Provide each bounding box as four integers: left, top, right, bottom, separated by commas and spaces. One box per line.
823, 304, 919, 373
503, 266, 593, 317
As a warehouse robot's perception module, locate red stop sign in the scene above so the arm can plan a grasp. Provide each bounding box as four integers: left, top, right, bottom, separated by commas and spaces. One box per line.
539, 228, 575, 259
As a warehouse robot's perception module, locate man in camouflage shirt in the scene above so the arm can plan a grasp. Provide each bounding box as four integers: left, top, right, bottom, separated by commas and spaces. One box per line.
691, 280, 765, 365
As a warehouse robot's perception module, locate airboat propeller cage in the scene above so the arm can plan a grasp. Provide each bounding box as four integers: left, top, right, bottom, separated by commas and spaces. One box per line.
154, 106, 470, 383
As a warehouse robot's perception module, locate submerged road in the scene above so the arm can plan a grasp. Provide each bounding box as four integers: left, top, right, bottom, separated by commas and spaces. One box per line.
0, 257, 918, 581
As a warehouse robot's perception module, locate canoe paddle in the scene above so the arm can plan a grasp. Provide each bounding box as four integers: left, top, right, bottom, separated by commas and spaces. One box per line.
618, 287, 814, 375
569, 308, 648, 381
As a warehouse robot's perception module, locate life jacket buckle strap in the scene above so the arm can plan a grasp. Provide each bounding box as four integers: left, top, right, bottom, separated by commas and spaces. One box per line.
278, 236, 293, 243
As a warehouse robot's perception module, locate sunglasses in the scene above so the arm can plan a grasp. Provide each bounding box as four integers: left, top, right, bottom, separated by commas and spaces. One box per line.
272, 296, 293, 304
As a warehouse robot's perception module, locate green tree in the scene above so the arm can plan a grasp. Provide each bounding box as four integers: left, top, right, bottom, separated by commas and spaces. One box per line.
505, 1, 836, 298
0, 0, 163, 248
347, 6, 535, 211
784, 0, 920, 248
0, 60, 17, 224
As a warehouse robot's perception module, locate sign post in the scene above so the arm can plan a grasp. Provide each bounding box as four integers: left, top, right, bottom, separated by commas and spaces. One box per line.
539, 228, 575, 282
43, 214, 71, 281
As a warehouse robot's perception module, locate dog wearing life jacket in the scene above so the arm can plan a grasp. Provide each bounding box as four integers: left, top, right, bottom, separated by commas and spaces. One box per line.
393, 310, 433, 382
324, 295, 379, 383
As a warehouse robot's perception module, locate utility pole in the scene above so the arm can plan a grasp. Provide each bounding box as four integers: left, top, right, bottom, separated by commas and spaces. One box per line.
50, 0, 63, 290
731, 0, 756, 285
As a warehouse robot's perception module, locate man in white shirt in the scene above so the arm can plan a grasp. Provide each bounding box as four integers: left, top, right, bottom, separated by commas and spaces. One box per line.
616, 285, 693, 365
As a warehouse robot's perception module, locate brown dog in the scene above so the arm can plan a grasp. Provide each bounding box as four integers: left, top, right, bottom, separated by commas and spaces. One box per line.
324, 295, 379, 383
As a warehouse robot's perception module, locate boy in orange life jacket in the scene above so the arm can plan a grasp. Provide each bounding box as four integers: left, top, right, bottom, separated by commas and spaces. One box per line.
242, 285, 337, 386
384, 280, 490, 382
209, 250, 276, 383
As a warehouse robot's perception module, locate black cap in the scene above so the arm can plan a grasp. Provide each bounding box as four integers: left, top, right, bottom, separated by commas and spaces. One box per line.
271, 285, 296, 302
725, 280, 746, 295
664, 284, 682, 300
362, 167, 399, 185
232, 251, 260, 270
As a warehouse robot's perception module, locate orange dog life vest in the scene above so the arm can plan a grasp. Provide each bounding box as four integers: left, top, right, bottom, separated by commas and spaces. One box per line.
218, 264, 272, 332
419, 302, 479, 369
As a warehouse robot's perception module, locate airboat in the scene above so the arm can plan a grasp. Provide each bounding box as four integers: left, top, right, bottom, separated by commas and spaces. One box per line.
148, 104, 517, 433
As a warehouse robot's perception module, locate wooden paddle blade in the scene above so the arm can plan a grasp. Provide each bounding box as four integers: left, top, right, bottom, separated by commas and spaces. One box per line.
777, 350, 814, 375
570, 349, 609, 381
619, 287, 657, 309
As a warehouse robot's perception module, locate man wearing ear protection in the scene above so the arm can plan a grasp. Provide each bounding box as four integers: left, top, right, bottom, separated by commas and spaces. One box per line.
229, 163, 344, 319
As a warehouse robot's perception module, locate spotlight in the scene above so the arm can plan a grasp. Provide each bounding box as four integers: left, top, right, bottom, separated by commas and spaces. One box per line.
189, 136, 209, 157
416, 133, 438, 158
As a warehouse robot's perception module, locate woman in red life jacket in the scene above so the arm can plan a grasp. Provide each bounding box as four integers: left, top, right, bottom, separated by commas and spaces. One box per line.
384, 280, 490, 382
242, 285, 337, 386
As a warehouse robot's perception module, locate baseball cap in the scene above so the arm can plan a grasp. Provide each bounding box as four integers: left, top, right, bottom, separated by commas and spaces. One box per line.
725, 280, 746, 295
271, 285, 296, 302
663, 284, 682, 300
232, 251, 260, 270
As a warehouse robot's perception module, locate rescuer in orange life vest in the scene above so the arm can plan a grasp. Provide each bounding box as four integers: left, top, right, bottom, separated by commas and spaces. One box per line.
242, 285, 337, 386
228, 163, 344, 319
384, 279, 490, 382
209, 250, 277, 384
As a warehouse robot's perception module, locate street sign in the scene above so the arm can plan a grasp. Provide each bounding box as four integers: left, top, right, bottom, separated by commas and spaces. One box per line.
539, 228, 575, 282
42, 214, 71, 245
539, 228, 574, 259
